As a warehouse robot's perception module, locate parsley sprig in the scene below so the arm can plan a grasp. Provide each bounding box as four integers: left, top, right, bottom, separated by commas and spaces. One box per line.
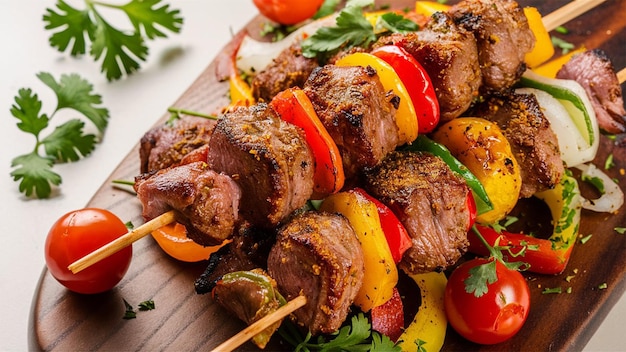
279, 313, 399, 351
44, 0, 183, 81
301, 0, 419, 60
10, 72, 109, 199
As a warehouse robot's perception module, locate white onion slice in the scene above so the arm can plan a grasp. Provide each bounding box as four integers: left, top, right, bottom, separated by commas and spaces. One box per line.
574, 163, 624, 213
236, 14, 338, 75
516, 87, 594, 167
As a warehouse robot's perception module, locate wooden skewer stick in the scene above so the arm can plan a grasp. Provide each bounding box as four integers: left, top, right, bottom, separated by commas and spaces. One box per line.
542, 0, 607, 32
67, 210, 176, 274
617, 67, 626, 85
211, 295, 307, 352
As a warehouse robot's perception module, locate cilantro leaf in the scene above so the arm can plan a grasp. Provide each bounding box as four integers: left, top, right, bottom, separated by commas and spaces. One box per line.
120, 0, 183, 40
11, 88, 49, 137
302, 2, 376, 59
378, 12, 419, 34
43, 0, 182, 81
465, 260, 498, 297
10, 153, 61, 199
43, 0, 92, 56
42, 120, 97, 162
37, 72, 109, 134
9, 72, 107, 198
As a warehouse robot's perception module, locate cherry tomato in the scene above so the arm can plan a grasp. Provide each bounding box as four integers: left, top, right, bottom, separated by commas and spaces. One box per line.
444, 258, 530, 345
252, 0, 324, 25
44, 208, 132, 294
151, 222, 228, 262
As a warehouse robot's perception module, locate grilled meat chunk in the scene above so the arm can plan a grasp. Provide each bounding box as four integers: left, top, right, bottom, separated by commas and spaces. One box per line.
377, 12, 482, 121
139, 116, 215, 173
195, 223, 275, 294
364, 151, 471, 274
251, 42, 319, 102
470, 91, 564, 197
207, 104, 314, 228
556, 49, 626, 134
134, 161, 241, 246
450, 0, 534, 92
267, 211, 364, 335
303, 65, 400, 178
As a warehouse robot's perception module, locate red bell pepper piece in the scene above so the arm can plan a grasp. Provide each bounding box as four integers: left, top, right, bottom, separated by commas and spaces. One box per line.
371, 45, 440, 134
371, 287, 404, 342
353, 188, 412, 263
269, 87, 345, 199
469, 224, 574, 275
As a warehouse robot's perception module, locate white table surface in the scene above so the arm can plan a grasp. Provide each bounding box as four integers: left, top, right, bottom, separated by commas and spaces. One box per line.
0, 1, 623, 351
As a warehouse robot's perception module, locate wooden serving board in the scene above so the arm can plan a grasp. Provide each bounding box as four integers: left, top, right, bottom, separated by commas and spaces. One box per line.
29, 0, 626, 350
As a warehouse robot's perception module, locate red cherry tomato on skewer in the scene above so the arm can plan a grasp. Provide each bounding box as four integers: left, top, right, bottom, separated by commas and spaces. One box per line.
44, 208, 132, 294
252, 0, 325, 25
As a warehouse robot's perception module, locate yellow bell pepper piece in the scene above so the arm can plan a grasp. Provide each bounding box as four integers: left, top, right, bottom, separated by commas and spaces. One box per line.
532, 46, 587, 78
414, 1, 450, 17
335, 52, 419, 145
396, 272, 447, 352
524, 7, 555, 68
229, 72, 254, 108
432, 117, 521, 224
320, 190, 398, 312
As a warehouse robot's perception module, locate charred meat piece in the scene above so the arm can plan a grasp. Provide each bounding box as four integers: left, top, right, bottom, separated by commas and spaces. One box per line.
449, 0, 534, 92
470, 91, 564, 198
364, 151, 471, 274
556, 49, 626, 134
377, 12, 482, 122
251, 42, 319, 102
195, 223, 275, 294
134, 161, 241, 246
207, 104, 314, 228
303, 65, 400, 178
267, 211, 364, 335
211, 269, 283, 349
139, 116, 215, 173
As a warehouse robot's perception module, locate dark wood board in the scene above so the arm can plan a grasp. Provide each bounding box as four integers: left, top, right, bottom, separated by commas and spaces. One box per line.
29, 0, 626, 351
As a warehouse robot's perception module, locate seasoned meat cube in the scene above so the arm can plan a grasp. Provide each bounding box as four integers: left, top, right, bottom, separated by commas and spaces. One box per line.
207, 104, 314, 228
251, 42, 319, 102
139, 116, 215, 173
556, 49, 626, 134
267, 211, 364, 335
379, 12, 482, 122
364, 151, 471, 274
450, 0, 535, 92
304, 65, 400, 178
134, 161, 241, 246
470, 91, 564, 198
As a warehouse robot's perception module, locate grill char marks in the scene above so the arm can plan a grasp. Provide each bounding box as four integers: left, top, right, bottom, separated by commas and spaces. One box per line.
364, 151, 471, 274
470, 91, 564, 198
207, 104, 314, 229
134, 161, 241, 246
449, 0, 535, 93
267, 211, 364, 335
303, 65, 400, 179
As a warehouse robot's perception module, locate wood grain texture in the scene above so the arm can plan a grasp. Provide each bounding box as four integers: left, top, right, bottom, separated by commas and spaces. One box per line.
29, 0, 626, 351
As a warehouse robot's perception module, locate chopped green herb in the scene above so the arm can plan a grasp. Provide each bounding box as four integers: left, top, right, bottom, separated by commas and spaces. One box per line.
10, 72, 109, 199
598, 283, 607, 290
542, 287, 562, 294
615, 227, 626, 234
551, 36, 575, 54
579, 234, 592, 244
44, 0, 183, 81
565, 275, 576, 283
465, 260, 498, 297
313, 0, 342, 19
125, 221, 135, 230
123, 299, 137, 319
566, 287, 572, 294
415, 339, 428, 352
604, 153, 615, 170
138, 300, 155, 311
555, 26, 569, 34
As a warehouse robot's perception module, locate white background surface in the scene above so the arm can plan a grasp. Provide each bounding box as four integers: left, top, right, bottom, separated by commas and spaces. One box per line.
0, 1, 623, 351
